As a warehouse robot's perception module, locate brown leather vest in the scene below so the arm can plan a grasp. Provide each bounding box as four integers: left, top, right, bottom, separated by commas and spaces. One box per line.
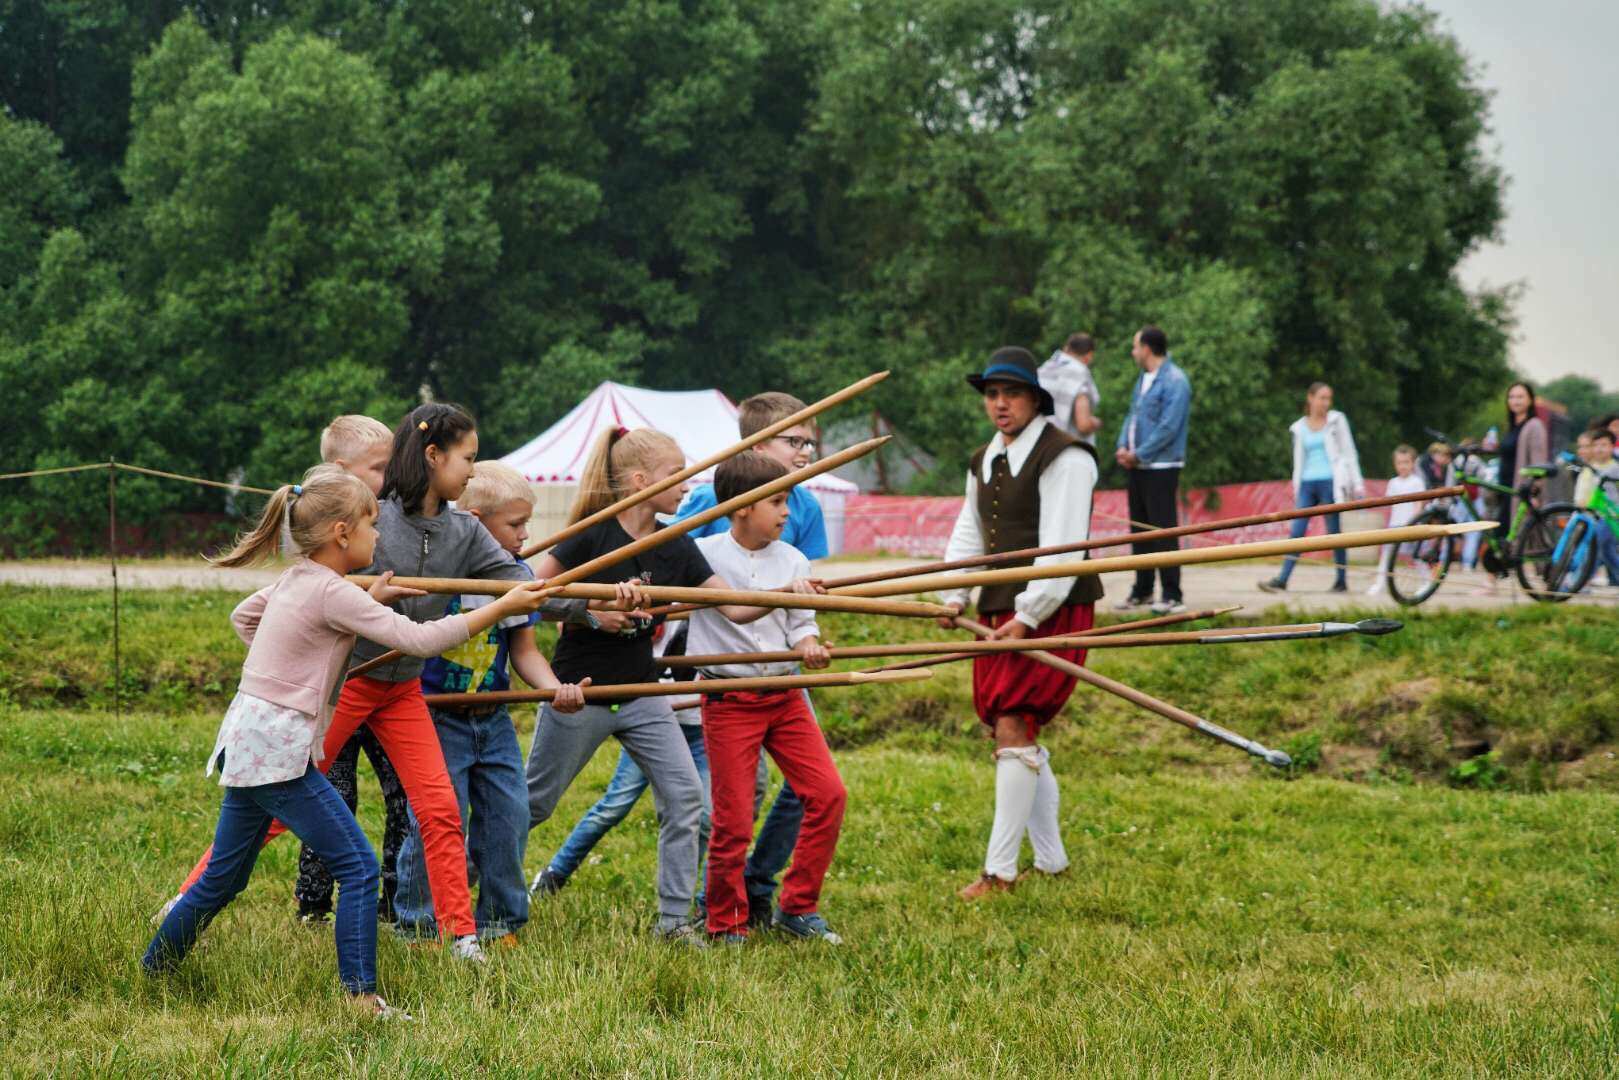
968, 423, 1104, 615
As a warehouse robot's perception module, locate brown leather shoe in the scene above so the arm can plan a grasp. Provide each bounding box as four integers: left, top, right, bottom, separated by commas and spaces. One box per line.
1016, 866, 1070, 883
957, 873, 1015, 901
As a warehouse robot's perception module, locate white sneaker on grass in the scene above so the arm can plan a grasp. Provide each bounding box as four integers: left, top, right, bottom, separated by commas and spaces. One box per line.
451, 934, 488, 964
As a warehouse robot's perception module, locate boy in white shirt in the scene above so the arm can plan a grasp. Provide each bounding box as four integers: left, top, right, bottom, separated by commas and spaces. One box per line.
689, 452, 846, 944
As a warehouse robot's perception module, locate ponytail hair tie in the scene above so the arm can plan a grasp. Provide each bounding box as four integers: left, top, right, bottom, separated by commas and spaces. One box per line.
616, 426, 629, 437
291, 484, 303, 496
418, 420, 430, 432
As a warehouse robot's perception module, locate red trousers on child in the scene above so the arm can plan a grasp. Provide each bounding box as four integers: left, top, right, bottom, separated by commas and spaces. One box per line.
177, 676, 475, 938
702, 690, 847, 936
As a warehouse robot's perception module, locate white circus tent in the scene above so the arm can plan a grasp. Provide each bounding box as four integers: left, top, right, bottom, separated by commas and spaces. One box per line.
500, 382, 856, 554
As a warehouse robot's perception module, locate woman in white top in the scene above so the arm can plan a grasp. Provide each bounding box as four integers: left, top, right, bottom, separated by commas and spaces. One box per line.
1259, 382, 1365, 593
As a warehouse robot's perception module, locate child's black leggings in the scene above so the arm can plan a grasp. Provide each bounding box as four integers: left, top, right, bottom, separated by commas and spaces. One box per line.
294, 726, 409, 920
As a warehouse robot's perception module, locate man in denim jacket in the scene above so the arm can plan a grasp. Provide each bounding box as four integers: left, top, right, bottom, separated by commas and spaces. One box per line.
1114, 325, 1192, 614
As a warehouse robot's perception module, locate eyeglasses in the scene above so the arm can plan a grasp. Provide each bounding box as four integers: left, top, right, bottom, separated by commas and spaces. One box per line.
772, 435, 819, 454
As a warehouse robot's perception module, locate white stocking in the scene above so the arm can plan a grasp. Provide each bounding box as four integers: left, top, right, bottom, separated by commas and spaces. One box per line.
1026, 755, 1069, 874
984, 745, 1043, 881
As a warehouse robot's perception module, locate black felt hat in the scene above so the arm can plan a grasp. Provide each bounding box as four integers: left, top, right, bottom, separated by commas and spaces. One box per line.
965, 346, 1055, 415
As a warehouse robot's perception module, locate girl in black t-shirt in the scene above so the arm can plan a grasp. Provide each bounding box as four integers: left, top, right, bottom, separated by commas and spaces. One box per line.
523, 427, 772, 944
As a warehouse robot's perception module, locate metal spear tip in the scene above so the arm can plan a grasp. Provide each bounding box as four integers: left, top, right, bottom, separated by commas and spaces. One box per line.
1260, 748, 1293, 768
1353, 618, 1404, 636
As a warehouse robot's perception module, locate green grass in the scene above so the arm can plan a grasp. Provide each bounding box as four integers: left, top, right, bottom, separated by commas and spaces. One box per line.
3, 587, 1619, 1073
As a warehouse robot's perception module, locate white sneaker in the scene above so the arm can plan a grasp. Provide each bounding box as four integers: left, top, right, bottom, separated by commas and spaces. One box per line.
451, 934, 488, 964
1365, 581, 1387, 596
1150, 599, 1187, 615
1113, 595, 1153, 612
354, 993, 413, 1021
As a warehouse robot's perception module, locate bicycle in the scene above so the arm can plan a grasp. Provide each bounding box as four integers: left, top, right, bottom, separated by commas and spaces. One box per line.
1384, 433, 1574, 606
1541, 454, 1619, 599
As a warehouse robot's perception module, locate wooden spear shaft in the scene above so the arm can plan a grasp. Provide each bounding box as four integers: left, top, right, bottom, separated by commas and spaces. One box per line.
951, 616, 1291, 768
835, 520, 1493, 599
347, 435, 890, 679
859, 605, 1240, 674
420, 667, 931, 708
664, 622, 1311, 667
644, 490, 1465, 618
346, 576, 953, 619
517, 371, 889, 559
820, 484, 1465, 589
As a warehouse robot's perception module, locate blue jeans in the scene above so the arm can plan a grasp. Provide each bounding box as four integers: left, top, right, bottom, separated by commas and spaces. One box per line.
1449, 497, 1482, 569
144, 763, 379, 994
394, 706, 531, 939
1275, 478, 1345, 584
546, 722, 711, 881
745, 782, 804, 904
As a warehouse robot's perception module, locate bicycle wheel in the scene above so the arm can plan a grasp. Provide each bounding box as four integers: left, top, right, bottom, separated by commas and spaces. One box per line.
1513, 501, 1580, 601
1549, 517, 1597, 600
1386, 507, 1453, 606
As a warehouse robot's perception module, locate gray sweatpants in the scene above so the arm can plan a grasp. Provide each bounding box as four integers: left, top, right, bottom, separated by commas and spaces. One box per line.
525, 696, 704, 926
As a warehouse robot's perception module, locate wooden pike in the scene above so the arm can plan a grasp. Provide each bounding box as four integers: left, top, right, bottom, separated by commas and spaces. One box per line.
663, 618, 1399, 669
835, 521, 1494, 599
347, 435, 891, 679
346, 576, 953, 619
518, 371, 889, 559
420, 667, 931, 708
819, 485, 1465, 589
644, 490, 1464, 618
951, 616, 1292, 768
861, 605, 1242, 674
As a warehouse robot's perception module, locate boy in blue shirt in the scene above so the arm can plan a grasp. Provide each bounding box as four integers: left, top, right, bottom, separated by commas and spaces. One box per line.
531, 392, 826, 929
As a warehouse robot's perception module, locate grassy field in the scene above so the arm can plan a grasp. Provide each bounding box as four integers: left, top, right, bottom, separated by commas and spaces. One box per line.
2, 586, 1618, 1074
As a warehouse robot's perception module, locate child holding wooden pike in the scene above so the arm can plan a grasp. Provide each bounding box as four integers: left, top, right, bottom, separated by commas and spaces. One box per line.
937, 347, 1102, 900
141, 465, 557, 1016
294, 414, 411, 926
523, 426, 795, 945
688, 451, 846, 944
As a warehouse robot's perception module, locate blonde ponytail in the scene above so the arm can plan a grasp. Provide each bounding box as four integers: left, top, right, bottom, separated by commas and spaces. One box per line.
567, 427, 683, 524
211, 465, 378, 567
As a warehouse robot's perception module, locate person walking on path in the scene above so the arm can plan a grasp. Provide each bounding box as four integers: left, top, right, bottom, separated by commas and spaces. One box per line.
1038, 333, 1102, 447
1259, 382, 1365, 594
1113, 326, 1191, 615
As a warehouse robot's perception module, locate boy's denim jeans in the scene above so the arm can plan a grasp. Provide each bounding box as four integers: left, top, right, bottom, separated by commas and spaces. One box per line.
143, 763, 379, 993
394, 705, 530, 939
547, 722, 711, 880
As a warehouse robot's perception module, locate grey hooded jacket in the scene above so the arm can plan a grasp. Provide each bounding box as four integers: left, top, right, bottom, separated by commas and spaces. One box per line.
347, 496, 587, 682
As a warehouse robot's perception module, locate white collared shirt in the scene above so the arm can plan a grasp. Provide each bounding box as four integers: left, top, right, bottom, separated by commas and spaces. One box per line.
1038, 351, 1100, 446
940, 415, 1097, 628
688, 531, 820, 678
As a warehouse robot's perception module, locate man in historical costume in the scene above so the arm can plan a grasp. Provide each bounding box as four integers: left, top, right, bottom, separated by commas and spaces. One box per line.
938, 347, 1102, 900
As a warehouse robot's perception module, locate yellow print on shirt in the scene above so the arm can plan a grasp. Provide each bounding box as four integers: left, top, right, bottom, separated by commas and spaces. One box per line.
438, 625, 502, 693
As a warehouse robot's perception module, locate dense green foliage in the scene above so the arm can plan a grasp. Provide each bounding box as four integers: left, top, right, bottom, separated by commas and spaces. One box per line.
2, 0, 1515, 548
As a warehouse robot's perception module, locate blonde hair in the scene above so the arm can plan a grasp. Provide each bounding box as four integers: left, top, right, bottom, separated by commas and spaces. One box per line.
319, 414, 392, 464
460, 461, 535, 515
211, 465, 378, 567
738, 392, 808, 438
568, 427, 683, 524
1393, 444, 1416, 460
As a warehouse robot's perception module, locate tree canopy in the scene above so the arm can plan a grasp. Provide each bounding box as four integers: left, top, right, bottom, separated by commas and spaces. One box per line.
0, 0, 1518, 549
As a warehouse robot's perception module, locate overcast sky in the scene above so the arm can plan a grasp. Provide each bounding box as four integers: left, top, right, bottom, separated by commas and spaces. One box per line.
1414, 0, 1619, 388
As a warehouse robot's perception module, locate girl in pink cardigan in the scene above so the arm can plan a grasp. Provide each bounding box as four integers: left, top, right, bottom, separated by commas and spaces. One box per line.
141, 467, 554, 1019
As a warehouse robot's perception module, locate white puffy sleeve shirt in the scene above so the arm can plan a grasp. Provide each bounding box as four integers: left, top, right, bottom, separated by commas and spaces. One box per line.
941, 417, 1097, 629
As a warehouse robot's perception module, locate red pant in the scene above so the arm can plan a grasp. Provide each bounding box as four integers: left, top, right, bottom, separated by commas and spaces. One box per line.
972, 604, 1094, 736
178, 677, 475, 938
702, 691, 847, 936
